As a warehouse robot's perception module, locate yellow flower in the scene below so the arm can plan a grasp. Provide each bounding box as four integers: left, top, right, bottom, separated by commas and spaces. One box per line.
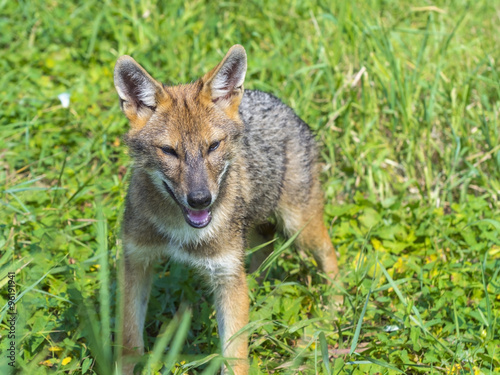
447, 363, 462, 374
62, 357, 72, 366
488, 245, 500, 257
89, 264, 101, 272
41, 359, 54, 367
392, 257, 407, 273
371, 238, 386, 252
425, 254, 437, 264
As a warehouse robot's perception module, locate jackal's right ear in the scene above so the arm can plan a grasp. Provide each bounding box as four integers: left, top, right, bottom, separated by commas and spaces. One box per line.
114, 56, 165, 130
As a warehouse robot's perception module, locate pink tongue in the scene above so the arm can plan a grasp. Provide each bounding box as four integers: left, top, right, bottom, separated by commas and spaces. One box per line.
186, 209, 210, 223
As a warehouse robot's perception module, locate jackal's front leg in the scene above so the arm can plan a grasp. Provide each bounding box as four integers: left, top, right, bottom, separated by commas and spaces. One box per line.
213, 269, 250, 375
121, 254, 153, 374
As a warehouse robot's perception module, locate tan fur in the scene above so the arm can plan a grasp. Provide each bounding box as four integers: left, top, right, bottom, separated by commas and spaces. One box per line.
114, 45, 339, 374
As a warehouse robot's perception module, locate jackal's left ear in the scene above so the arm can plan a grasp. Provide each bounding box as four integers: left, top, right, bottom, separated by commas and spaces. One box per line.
202, 45, 247, 113
114, 56, 166, 130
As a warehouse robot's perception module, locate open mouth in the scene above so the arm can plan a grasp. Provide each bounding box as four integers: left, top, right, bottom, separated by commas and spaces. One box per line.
163, 181, 212, 229
182, 207, 212, 228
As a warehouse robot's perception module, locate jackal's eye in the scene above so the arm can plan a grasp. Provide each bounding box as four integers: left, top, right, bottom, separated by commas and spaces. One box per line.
160, 146, 178, 157
208, 141, 220, 152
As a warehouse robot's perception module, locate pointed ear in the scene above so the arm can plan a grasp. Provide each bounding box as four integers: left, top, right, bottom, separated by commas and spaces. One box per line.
114, 56, 165, 130
202, 45, 247, 115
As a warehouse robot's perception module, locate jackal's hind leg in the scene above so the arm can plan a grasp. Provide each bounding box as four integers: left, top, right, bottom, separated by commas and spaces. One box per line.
279, 204, 339, 282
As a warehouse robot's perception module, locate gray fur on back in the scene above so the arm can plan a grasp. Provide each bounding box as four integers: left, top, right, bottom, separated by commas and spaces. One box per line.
238, 89, 319, 223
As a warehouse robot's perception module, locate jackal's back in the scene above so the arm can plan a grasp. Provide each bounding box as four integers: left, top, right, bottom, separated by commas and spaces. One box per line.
238, 90, 320, 223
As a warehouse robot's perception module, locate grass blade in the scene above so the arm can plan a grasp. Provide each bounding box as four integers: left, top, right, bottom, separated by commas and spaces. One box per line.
349, 286, 371, 355
319, 332, 331, 375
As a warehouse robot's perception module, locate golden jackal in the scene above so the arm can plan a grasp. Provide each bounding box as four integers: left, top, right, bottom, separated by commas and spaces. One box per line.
114, 45, 339, 374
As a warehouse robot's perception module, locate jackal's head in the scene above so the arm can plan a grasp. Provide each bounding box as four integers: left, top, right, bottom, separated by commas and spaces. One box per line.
114, 45, 247, 229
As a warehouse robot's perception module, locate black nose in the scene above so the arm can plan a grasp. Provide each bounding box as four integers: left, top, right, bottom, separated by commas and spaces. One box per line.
187, 190, 212, 209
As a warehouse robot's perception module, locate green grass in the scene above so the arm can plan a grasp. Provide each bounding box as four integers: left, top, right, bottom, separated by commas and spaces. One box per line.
1, 0, 499, 374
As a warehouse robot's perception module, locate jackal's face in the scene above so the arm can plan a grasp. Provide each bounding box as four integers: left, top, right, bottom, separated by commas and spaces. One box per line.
114, 46, 247, 228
